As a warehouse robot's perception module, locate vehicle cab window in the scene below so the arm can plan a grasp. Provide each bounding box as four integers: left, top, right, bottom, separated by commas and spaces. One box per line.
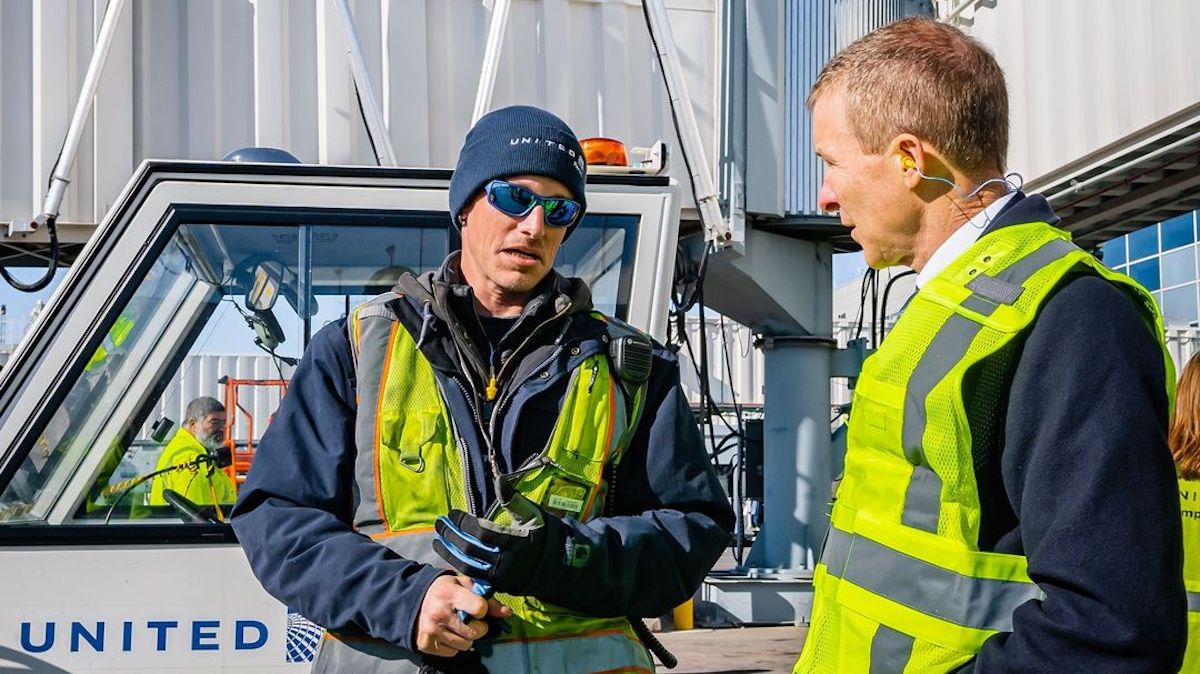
0, 208, 639, 528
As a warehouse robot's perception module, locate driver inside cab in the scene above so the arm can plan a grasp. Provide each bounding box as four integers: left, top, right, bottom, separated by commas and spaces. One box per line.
148, 396, 237, 511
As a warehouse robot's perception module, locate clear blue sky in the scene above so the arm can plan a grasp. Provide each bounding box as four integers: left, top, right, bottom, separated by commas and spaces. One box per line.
0, 269, 68, 343
832, 251, 867, 287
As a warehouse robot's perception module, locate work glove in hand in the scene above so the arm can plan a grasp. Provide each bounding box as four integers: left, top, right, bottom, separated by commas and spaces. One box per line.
433, 494, 550, 594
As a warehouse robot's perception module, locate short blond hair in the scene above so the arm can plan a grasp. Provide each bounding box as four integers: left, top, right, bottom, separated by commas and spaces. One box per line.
809, 16, 1008, 175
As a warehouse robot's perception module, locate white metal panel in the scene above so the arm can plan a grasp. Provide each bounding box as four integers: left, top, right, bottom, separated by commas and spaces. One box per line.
141, 354, 294, 444
93, 0, 135, 218
966, 0, 1200, 186
675, 313, 879, 411
0, 546, 306, 672
0, 2, 35, 218
0, 0, 717, 227
1167, 327, 1200, 380
785, 0, 931, 215
677, 314, 764, 407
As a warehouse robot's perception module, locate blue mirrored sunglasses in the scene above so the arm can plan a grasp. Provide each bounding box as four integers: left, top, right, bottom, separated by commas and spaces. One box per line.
485, 180, 582, 228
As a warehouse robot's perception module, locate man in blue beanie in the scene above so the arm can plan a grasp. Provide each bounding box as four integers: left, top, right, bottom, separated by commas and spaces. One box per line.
232, 105, 734, 673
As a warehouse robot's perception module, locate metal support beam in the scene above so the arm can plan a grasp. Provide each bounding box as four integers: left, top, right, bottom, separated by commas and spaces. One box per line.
747, 336, 835, 571
15, 0, 128, 237
471, 0, 512, 125
1065, 163, 1200, 248
331, 0, 398, 167
643, 0, 732, 247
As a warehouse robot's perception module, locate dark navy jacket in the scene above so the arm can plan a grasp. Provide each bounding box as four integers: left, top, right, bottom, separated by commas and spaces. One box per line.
230, 255, 734, 653
955, 194, 1186, 672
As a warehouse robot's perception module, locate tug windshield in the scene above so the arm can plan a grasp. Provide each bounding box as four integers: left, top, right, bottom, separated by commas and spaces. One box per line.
0, 211, 637, 525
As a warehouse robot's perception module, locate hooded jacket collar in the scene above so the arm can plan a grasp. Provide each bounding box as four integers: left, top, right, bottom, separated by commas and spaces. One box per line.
393, 251, 595, 391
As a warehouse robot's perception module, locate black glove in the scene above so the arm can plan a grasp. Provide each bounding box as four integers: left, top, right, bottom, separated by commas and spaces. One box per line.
433, 503, 549, 594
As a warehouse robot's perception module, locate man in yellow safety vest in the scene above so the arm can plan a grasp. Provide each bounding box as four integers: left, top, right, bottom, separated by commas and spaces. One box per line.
232, 105, 734, 673
149, 396, 236, 511
795, 16, 1186, 673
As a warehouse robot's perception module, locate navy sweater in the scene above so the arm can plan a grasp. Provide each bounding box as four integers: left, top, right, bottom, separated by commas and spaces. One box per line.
956, 195, 1186, 672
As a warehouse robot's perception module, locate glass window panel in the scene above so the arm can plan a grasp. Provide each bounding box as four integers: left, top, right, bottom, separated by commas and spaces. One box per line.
1162, 285, 1199, 326
1161, 213, 1196, 252
1127, 224, 1159, 261
0, 209, 645, 525
1101, 237, 1126, 267
556, 215, 639, 318
1161, 246, 1196, 288
1129, 257, 1161, 291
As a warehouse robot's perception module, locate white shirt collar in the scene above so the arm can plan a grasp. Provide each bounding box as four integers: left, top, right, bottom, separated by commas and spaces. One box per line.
915, 192, 1016, 288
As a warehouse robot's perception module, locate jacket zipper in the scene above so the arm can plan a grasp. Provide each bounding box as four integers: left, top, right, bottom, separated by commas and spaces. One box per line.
495, 351, 577, 475
444, 371, 480, 513
486, 303, 574, 456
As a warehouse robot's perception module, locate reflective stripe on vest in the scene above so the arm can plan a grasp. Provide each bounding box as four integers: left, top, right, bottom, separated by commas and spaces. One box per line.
822, 526, 1042, 634
321, 293, 653, 673
797, 222, 1173, 674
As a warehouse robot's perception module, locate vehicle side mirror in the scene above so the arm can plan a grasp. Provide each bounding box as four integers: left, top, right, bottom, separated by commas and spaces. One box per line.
246, 261, 283, 312
149, 417, 175, 443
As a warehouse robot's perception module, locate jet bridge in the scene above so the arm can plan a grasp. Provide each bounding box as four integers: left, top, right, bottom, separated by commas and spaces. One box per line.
0, 160, 680, 673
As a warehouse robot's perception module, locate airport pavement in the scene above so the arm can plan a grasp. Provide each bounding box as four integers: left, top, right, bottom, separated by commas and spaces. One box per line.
654, 625, 808, 673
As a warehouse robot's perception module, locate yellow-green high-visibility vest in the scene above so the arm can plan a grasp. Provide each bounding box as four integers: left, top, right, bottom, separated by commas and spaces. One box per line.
795, 222, 1174, 673
85, 313, 135, 372
1182, 478, 1200, 673
312, 293, 655, 674
147, 427, 237, 507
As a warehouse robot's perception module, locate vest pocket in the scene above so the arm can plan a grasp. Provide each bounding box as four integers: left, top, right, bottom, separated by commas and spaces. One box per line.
378, 408, 452, 529
509, 458, 604, 521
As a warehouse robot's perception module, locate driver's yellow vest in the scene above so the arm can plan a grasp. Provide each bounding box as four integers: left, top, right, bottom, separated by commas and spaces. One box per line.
1182, 478, 1200, 673
314, 294, 655, 674
796, 222, 1174, 673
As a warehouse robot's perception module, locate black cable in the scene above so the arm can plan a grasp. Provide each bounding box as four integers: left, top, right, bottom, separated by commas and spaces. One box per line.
678, 333, 742, 439
102, 452, 216, 524
641, 1, 720, 248
631, 616, 677, 669
353, 86, 384, 167
1, 130, 69, 292
880, 269, 917, 341
671, 241, 712, 318
870, 268, 880, 348
696, 284, 719, 471
719, 314, 747, 565
218, 294, 297, 373
719, 315, 745, 431
0, 218, 60, 292
708, 431, 743, 459
852, 268, 872, 341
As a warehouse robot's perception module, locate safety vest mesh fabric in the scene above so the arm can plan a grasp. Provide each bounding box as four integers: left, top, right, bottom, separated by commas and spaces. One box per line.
322, 293, 654, 674
796, 222, 1173, 674
1181, 478, 1200, 673
85, 313, 135, 372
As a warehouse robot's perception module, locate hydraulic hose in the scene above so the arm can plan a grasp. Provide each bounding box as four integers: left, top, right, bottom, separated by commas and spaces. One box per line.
631, 617, 677, 669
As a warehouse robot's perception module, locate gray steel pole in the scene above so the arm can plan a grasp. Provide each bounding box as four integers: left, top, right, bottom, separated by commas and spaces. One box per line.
752, 336, 834, 570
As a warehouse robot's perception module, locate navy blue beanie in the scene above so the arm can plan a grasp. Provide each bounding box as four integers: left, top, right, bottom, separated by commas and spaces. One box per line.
449, 105, 588, 237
